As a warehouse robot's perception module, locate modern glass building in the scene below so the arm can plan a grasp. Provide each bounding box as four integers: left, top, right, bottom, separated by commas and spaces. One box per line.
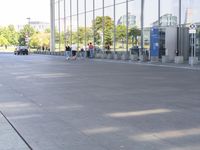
50, 0, 200, 60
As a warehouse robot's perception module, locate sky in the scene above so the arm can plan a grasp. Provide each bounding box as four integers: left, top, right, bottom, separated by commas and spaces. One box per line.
0, 0, 50, 26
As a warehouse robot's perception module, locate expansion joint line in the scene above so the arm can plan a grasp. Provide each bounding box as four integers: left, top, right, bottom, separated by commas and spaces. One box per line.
0, 111, 33, 150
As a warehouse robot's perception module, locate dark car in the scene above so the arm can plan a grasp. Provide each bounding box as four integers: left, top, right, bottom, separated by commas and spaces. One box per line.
14, 46, 29, 55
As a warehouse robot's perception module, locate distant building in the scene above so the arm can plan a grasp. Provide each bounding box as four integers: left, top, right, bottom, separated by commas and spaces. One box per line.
117, 13, 136, 28
16, 21, 50, 32
185, 8, 193, 26
153, 14, 177, 27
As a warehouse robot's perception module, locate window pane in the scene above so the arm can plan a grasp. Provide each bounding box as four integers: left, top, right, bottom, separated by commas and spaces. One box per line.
66, 17, 71, 44
65, 0, 70, 17
160, 0, 179, 26
72, 0, 77, 15
72, 15, 77, 45
105, 5, 114, 51
144, 0, 158, 51
116, 3, 126, 51
128, 0, 141, 50
95, 0, 102, 10
105, 0, 113, 7
115, 0, 126, 4
94, 9, 103, 49
78, 0, 85, 14
87, 0, 94, 11
86, 12, 93, 44
79, 14, 86, 48
182, 0, 200, 58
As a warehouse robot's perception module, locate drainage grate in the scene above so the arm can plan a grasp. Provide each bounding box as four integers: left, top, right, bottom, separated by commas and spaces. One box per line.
0, 111, 33, 150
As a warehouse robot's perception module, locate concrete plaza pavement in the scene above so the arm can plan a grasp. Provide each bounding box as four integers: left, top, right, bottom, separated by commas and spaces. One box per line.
0, 53, 200, 150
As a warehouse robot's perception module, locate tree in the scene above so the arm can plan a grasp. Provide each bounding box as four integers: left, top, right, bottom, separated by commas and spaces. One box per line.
0, 35, 9, 47
18, 25, 35, 46
116, 25, 126, 48
45, 28, 51, 33
93, 16, 114, 46
30, 32, 50, 49
0, 25, 19, 46
7, 25, 19, 45
128, 27, 141, 46
30, 34, 40, 48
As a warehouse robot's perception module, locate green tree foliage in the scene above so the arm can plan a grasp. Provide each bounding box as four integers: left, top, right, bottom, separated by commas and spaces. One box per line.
0, 25, 19, 46
0, 24, 50, 50
30, 33, 50, 49
93, 16, 114, 46
0, 35, 9, 46
18, 25, 35, 46
128, 27, 141, 46
86, 27, 93, 44
116, 25, 126, 48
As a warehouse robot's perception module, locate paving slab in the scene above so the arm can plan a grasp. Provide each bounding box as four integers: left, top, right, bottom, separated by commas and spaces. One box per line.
0, 54, 200, 150
0, 113, 30, 150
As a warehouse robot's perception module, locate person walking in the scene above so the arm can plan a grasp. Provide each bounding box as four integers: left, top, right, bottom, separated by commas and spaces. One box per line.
71, 43, 77, 60
80, 46, 85, 59
89, 42, 94, 58
65, 44, 71, 60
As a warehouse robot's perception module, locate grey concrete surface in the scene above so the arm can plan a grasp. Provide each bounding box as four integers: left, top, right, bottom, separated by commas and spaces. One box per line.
0, 113, 29, 150
0, 53, 200, 150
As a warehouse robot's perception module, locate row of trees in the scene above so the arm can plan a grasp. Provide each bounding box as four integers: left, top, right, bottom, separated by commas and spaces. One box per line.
56, 16, 141, 49
0, 16, 140, 50
0, 25, 50, 49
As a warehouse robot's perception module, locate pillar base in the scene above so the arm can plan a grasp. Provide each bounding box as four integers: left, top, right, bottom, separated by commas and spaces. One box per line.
151, 56, 159, 62
121, 53, 129, 60
130, 55, 138, 61
175, 56, 184, 64
189, 57, 198, 65
162, 56, 169, 63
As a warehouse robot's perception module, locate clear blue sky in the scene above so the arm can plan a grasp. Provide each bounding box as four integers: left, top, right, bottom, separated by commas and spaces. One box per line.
0, 0, 50, 26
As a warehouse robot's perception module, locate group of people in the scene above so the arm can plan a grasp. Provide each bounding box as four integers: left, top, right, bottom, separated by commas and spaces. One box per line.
65, 43, 94, 60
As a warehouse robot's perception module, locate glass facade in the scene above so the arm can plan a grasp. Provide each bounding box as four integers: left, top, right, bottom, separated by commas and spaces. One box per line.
53, 0, 200, 60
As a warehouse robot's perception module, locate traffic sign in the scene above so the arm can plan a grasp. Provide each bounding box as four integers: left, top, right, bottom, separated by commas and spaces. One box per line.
189, 24, 197, 30
189, 29, 196, 34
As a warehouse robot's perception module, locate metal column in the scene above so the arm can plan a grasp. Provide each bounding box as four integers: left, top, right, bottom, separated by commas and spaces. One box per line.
50, 0, 55, 52
102, 0, 105, 51
64, 0, 67, 47
70, 0, 72, 45
179, 0, 182, 56
113, 0, 116, 52
58, 0, 61, 51
93, 0, 95, 46
84, 0, 87, 49
158, 0, 160, 26
77, 0, 79, 50
141, 0, 144, 54
126, 0, 129, 53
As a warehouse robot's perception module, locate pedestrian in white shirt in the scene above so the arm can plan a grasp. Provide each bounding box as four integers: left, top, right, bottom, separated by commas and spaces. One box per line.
71, 43, 77, 60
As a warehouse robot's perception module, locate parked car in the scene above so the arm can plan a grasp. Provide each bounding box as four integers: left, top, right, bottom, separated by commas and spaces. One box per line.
14, 46, 29, 55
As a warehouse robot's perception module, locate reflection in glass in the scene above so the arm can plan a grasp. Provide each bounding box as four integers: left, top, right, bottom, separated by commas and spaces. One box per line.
115, 3, 126, 51
104, 5, 114, 51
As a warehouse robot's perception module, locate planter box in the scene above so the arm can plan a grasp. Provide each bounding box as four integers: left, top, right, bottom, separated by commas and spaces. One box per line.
107, 53, 114, 59
121, 53, 129, 60
162, 55, 169, 63
130, 55, 138, 61
95, 53, 102, 59
189, 57, 198, 65
175, 56, 184, 64
151, 56, 159, 62
114, 54, 121, 60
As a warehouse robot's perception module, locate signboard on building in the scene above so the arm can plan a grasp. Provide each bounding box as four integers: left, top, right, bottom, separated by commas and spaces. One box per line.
150, 27, 159, 57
